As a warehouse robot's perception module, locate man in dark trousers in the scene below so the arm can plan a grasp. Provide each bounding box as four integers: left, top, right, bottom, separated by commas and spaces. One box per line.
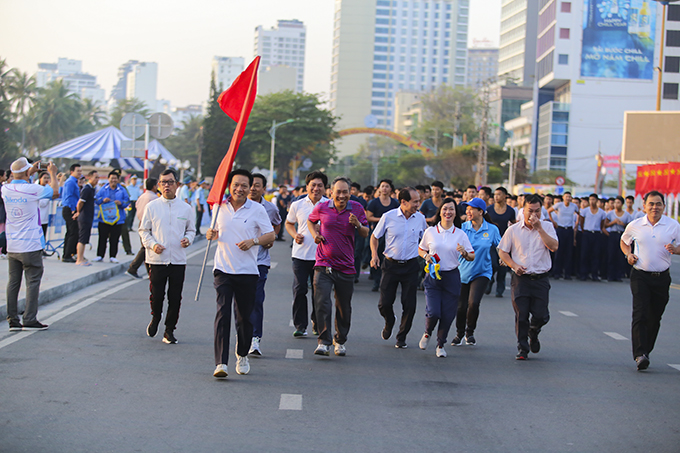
621, 191, 680, 371
74, 170, 99, 265
139, 170, 195, 345
370, 187, 427, 348
498, 194, 558, 360
276, 185, 291, 241
61, 163, 82, 262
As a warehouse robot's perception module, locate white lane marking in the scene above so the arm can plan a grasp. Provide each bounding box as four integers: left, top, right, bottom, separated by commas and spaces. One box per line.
668, 364, 680, 372
286, 349, 303, 359
271, 262, 278, 269
559, 311, 578, 317
279, 394, 302, 410
604, 331, 628, 341
0, 279, 138, 351
289, 319, 294, 327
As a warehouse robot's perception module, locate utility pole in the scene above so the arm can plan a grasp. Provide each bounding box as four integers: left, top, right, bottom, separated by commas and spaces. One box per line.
476, 81, 490, 186
453, 101, 461, 148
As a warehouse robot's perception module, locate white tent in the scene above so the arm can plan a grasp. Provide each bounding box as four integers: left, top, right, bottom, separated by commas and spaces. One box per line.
41, 126, 177, 171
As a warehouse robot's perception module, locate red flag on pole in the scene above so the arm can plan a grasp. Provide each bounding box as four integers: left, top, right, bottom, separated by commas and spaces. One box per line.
206, 56, 261, 206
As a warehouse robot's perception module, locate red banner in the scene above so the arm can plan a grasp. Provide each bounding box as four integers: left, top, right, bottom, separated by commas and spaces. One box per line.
206, 56, 261, 206
635, 162, 680, 196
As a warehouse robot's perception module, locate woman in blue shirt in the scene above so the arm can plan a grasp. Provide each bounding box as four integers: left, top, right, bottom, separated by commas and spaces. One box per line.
93, 171, 129, 263
454, 198, 501, 346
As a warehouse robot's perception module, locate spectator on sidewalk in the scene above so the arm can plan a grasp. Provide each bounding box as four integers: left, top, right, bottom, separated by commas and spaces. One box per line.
74, 170, 99, 266
2, 158, 59, 331
139, 169, 195, 345
276, 185, 292, 241
193, 180, 208, 236
126, 175, 142, 228
94, 171, 129, 263
61, 163, 82, 263
126, 178, 159, 279
36, 171, 51, 242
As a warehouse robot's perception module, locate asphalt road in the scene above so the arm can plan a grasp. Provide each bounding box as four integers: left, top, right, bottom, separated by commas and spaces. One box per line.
1, 239, 679, 453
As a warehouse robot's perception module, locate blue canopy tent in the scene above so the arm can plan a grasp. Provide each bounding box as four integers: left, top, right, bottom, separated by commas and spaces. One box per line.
41, 126, 177, 171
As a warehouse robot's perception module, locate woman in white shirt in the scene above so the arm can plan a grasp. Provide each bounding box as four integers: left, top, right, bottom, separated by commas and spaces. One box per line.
37, 172, 51, 239
418, 198, 475, 358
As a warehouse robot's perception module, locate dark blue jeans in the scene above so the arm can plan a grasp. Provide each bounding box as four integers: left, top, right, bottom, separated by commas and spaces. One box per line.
292, 258, 317, 331
248, 265, 269, 338
423, 268, 461, 348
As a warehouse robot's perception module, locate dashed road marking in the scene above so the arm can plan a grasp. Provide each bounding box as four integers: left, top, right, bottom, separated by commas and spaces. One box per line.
286, 349, 304, 359
668, 364, 680, 372
279, 394, 302, 410
559, 311, 578, 317
271, 262, 278, 269
289, 319, 294, 327
604, 331, 628, 341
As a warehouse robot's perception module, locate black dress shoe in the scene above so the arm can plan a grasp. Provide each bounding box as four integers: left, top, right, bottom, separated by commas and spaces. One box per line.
381, 320, 394, 340
636, 355, 650, 371
62, 256, 76, 263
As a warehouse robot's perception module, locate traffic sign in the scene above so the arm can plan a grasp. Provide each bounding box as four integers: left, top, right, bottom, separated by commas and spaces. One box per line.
301, 158, 313, 170
120, 113, 146, 139
148, 113, 174, 139
120, 140, 146, 158
555, 176, 565, 186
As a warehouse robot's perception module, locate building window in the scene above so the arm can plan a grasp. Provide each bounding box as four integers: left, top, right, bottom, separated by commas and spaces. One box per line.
666, 56, 680, 73
558, 54, 569, 65
669, 5, 680, 21
561, 2, 571, 13
559, 28, 570, 39
663, 83, 679, 100
668, 30, 680, 47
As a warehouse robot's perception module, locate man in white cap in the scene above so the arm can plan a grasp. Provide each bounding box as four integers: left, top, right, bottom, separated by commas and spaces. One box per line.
1, 158, 59, 331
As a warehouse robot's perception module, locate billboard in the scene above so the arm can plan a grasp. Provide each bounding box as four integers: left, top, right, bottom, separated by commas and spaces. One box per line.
621, 111, 680, 164
581, 0, 657, 80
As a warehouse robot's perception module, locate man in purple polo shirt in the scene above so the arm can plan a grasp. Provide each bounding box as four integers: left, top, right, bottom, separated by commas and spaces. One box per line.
307, 176, 369, 357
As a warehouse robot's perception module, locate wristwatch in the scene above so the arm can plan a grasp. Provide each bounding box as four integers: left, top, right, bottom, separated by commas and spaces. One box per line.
253, 237, 259, 245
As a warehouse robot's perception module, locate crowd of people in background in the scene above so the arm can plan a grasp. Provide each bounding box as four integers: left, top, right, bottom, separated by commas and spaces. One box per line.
2, 159, 675, 377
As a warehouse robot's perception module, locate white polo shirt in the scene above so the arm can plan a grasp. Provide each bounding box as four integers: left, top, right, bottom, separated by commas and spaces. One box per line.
2, 181, 53, 253
498, 220, 558, 274
418, 223, 474, 271
621, 214, 680, 272
373, 207, 427, 261
286, 195, 328, 261
213, 198, 274, 275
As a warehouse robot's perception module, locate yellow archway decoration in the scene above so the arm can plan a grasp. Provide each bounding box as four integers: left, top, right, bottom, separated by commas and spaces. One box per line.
338, 128, 433, 154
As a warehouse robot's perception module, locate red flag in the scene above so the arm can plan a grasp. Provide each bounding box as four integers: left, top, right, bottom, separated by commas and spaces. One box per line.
206, 56, 260, 206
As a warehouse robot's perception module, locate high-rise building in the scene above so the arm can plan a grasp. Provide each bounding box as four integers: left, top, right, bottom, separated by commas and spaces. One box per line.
125, 62, 158, 112
330, 0, 470, 156
467, 47, 499, 88
497, 0, 539, 87
254, 19, 306, 93
36, 58, 106, 105
523, 0, 679, 188
211, 56, 245, 92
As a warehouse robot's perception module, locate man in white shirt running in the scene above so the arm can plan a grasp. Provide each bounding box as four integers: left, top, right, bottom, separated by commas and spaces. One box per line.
621, 190, 680, 371
139, 169, 196, 345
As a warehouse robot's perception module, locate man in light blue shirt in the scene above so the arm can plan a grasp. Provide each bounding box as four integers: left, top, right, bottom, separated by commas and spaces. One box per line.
370, 187, 427, 348
548, 191, 579, 279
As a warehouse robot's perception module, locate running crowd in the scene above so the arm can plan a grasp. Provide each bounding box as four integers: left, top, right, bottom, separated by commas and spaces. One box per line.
2, 157, 677, 378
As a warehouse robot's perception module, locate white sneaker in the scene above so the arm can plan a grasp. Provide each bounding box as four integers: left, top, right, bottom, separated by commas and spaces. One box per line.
333, 341, 346, 356
235, 355, 250, 375
314, 344, 330, 356
213, 364, 228, 378
92, 256, 103, 262
249, 337, 262, 356
436, 346, 447, 358
419, 333, 430, 350
110, 257, 119, 264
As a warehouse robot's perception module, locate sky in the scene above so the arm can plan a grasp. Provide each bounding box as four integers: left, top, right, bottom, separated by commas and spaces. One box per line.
0, 0, 501, 108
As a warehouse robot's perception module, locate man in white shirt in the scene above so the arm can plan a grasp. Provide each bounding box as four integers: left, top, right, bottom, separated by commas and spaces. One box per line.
207, 169, 275, 379
370, 187, 427, 348
3, 158, 59, 331
139, 170, 195, 345
620, 191, 680, 371
285, 171, 328, 337
499, 194, 558, 360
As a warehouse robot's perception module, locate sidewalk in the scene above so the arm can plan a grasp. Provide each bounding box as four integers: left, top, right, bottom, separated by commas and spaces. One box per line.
0, 237, 206, 320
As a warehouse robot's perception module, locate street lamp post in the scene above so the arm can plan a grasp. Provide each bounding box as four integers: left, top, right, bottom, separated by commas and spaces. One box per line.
269, 119, 295, 190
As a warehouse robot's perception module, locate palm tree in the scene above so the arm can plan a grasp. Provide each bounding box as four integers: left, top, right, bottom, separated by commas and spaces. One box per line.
27, 80, 81, 152
7, 70, 37, 152
107, 98, 150, 128
74, 97, 107, 136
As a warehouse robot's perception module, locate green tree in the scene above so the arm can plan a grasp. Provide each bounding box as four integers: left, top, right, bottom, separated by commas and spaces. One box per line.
162, 115, 203, 174
7, 70, 37, 152
0, 58, 18, 167
107, 98, 151, 128
411, 85, 481, 151
25, 80, 81, 153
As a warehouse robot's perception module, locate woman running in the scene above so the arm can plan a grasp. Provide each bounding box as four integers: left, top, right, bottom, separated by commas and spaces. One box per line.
418, 197, 475, 357
453, 198, 501, 346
